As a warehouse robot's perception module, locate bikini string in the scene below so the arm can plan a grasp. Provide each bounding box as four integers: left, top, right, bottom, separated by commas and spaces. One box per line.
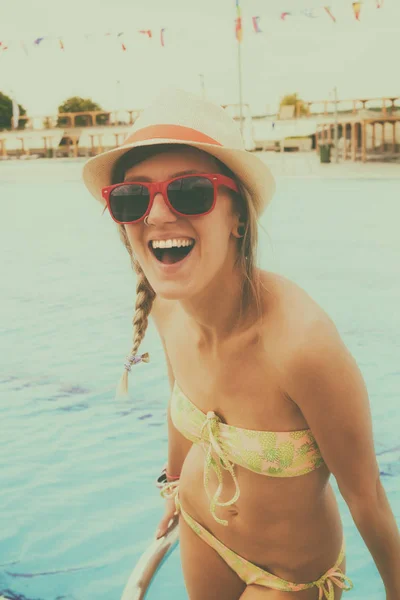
200, 411, 241, 526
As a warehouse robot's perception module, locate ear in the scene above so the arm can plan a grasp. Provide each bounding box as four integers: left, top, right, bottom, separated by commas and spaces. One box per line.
232, 219, 246, 239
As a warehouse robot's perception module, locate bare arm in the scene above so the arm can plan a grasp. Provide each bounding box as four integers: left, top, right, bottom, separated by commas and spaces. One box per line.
285, 315, 400, 596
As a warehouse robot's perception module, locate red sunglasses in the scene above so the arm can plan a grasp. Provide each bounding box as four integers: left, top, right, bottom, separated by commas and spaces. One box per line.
101, 173, 239, 224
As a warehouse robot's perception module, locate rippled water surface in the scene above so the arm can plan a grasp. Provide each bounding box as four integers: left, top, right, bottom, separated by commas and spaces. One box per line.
1, 159, 399, 600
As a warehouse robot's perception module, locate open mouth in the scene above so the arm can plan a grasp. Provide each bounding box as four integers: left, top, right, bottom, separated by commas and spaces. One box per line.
149, 240, 196, 265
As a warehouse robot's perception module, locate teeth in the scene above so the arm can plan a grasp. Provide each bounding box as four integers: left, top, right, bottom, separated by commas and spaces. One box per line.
151, 238, 194, 249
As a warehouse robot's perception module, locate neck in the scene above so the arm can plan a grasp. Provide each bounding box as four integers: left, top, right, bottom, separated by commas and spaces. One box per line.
179, 263, 258, 348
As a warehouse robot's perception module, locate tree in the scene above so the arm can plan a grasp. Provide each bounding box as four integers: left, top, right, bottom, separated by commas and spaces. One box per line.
57, 96, 109, 127
0, 92, 27, 130
280, 93, 309, 117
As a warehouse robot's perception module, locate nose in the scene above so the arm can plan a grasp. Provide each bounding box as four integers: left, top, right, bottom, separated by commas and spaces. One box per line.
146, 192, 177, 226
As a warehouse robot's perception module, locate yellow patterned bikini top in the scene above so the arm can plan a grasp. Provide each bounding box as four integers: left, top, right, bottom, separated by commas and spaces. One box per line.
171, 381, 325, 526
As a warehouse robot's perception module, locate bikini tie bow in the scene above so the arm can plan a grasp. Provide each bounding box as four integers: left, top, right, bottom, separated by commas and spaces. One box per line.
199, 410, 241, 526
314, 566, 354, 599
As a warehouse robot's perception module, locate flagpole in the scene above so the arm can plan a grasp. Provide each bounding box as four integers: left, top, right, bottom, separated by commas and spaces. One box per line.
334, 86, 339, 163
236, 0, 244, 138
237, 35, 244, 137
199, 73, 206, 101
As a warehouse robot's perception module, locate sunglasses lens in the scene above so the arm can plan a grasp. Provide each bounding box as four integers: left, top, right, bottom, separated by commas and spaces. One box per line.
109, 184, 150, 222
167, 176, 214, 215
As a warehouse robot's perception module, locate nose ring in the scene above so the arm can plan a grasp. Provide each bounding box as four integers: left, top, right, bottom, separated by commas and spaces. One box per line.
144, 216, 150, 226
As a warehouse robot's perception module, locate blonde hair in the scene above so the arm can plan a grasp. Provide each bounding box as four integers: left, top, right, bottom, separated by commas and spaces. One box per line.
114, 226, 156, 398
112, 145, 264, 399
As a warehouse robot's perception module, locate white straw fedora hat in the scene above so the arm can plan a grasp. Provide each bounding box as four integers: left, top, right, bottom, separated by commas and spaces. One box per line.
83, 87, 275, 216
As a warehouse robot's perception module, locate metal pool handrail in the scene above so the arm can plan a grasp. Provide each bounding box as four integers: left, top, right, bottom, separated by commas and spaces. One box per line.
120, 517, 180, 600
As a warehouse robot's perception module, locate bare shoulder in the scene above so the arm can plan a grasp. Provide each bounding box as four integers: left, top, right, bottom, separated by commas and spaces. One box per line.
259, 270, 336, 341
259, 273, 365, 433
261, 271, 357, 395
258, 270, 348, 384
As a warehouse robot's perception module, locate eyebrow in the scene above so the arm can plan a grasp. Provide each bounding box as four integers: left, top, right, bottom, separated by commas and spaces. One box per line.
123, 169, 206, 182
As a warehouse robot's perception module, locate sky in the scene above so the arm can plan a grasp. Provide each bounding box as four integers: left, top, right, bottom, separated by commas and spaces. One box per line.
0, 0, 399, 118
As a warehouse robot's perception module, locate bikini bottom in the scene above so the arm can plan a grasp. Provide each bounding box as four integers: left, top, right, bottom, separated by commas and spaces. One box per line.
175, 491, 354, 600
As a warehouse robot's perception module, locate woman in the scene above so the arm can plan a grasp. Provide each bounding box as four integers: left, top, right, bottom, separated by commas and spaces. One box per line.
83, 88, 400, 600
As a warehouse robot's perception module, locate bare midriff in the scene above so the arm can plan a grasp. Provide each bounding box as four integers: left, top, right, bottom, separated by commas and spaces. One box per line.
178, 448, 344, 583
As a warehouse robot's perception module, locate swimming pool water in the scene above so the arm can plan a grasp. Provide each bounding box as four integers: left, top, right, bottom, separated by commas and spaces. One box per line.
1, 159, 399, 599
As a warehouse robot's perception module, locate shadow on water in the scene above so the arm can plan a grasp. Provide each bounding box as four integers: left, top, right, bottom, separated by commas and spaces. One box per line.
1, 592, 81, 600
5, 565, 104, 580
377, 445, 400, 477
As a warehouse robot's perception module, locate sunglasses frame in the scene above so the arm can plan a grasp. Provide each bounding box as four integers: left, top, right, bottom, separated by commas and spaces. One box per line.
101, 173, 240, 224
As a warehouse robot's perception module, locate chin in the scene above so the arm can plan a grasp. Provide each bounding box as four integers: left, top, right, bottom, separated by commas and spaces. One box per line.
147, 277, 195, 301
146, 266, 215, 301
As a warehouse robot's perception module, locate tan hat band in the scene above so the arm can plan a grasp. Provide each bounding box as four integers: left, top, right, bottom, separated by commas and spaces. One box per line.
124, 124, 223, 147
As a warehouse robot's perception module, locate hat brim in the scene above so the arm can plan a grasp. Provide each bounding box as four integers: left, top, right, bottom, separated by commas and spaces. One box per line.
82, 138, 275, 217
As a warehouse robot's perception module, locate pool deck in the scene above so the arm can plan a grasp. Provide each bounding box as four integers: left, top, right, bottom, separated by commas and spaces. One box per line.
1, 152, 400, 181
257, 151, 400, 179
